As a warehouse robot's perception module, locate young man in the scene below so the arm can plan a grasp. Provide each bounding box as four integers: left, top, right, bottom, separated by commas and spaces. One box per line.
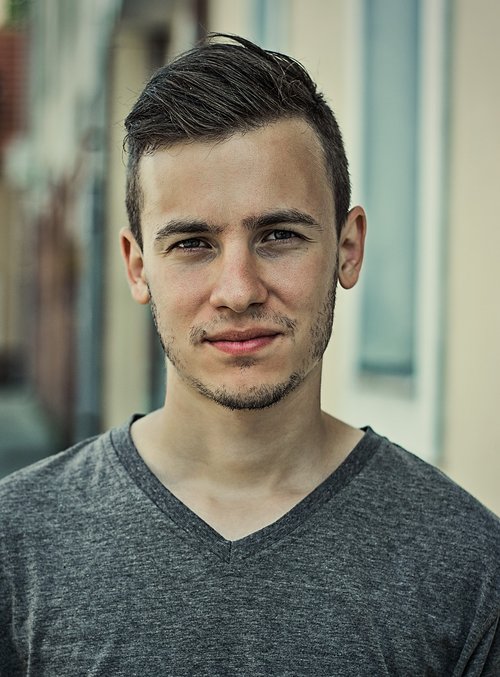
1, 35, 499, 675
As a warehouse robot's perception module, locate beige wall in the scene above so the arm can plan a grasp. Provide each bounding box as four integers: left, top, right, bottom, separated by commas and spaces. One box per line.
207, 0, 255, 37
442, 0, 500, 514
103, 28, 152, 428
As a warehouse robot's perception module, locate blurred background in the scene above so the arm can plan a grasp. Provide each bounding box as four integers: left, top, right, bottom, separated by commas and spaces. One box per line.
0, 0, 498, 514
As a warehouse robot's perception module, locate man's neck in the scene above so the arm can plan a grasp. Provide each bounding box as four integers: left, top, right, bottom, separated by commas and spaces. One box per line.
130, 367, 363, 539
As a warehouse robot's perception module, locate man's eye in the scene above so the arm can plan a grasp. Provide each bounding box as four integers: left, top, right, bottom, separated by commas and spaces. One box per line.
174, 238, 209, 250
264, 230, 297, 242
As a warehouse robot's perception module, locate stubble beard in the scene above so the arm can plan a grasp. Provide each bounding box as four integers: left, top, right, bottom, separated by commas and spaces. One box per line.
148, 273, 337, 411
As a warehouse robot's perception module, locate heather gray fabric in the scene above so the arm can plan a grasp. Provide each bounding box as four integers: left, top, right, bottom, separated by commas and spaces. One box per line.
1, 418, 499, 676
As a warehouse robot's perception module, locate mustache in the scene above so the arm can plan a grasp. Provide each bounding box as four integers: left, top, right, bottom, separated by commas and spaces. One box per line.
189, 310, 297, 344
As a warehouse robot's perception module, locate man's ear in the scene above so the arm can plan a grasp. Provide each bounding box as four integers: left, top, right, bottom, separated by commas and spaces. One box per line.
119, 228, 150, 304
338, 206, 367, 290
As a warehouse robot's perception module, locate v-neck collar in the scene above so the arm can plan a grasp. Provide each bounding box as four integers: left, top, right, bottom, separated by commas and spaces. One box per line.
110, 416, 381, 563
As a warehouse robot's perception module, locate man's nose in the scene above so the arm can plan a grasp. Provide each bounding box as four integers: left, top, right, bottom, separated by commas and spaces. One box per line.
208, 248, 268, 313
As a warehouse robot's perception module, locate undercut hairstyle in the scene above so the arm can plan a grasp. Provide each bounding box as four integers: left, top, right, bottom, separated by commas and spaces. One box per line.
124, 33, 351, 249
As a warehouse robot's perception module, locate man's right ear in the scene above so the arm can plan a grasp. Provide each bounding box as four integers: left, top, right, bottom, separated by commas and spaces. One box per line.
119, 228, 150, 305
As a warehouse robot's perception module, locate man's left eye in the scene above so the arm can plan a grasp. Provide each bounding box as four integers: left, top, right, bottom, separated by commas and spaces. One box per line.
264, 230, 297, 241
175, 238, 209, 249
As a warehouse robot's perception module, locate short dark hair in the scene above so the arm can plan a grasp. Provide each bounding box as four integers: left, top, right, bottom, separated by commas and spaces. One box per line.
124, 33, 351, 249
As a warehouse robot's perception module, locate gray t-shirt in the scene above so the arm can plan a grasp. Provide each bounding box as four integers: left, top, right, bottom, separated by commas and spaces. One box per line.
1, 418, 499, 676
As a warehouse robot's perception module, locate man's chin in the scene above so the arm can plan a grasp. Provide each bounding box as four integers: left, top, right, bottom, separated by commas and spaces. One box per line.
189, 373, 304, 411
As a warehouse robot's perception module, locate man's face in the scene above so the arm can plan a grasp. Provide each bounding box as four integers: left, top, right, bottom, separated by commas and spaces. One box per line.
122, 118, 363, 410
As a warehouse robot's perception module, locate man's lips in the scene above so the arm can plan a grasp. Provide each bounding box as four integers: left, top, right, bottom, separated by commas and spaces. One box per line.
205, 329, 281, 342
204, 329, 281, 355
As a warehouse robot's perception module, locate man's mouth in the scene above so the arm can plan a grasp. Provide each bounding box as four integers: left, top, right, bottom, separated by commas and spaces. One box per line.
204, 329, 281, 355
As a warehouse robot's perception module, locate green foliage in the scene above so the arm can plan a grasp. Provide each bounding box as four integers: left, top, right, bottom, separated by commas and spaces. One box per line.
7, 0, 30, 26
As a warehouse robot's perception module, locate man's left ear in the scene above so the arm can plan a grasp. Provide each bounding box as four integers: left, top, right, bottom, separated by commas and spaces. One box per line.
338, 206, 367, 290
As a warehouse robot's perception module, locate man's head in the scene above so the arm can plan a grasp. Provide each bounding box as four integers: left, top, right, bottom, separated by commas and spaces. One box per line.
124, 33, 351, 249
120, 35, 366, 412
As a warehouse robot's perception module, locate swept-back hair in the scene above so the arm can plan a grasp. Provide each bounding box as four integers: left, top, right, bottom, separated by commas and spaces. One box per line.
124, 33, 351, 248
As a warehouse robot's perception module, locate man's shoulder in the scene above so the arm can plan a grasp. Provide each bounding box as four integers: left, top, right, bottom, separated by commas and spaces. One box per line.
364, 428, 500, 556
368, 428, 500, 522
0, 423, 124, 525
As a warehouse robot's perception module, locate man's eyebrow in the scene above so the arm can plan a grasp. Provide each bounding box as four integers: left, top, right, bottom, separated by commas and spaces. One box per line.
242, 209, 322, 231
154, 220, 224, 242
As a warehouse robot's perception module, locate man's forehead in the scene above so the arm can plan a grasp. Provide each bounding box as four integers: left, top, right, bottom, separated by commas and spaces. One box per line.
139, 125, 332, 227
137, 119, 333, 230
139, 117, 327, 174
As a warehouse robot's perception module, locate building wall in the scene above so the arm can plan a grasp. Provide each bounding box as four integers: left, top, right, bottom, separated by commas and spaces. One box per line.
103, 27, 152, 429
8, 0, 121, 441
441, 0, 500, 514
